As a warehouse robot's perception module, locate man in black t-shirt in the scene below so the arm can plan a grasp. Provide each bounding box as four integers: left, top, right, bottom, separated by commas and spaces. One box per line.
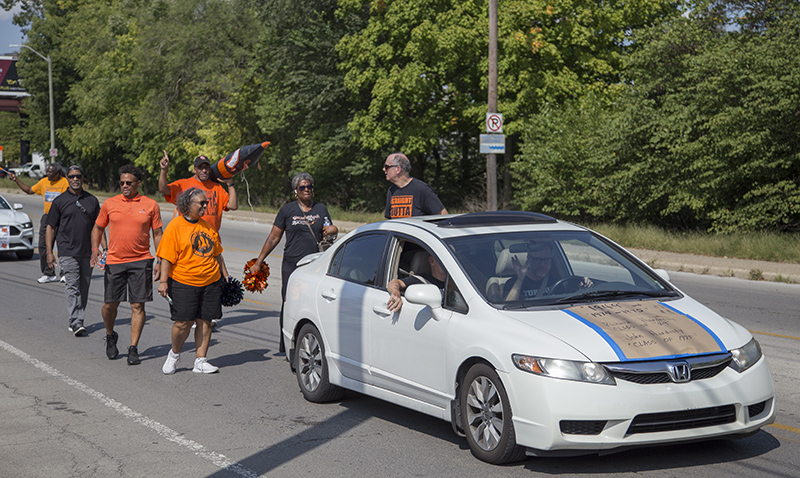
386, 253, 447, 312
46, 165, 101, 336
383, 153, 447, 219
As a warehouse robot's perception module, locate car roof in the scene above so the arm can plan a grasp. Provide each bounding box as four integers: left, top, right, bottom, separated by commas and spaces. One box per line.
366, 211, 588, 240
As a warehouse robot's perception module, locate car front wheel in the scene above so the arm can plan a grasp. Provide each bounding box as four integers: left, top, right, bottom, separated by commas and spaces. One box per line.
461, 363, 526, 464
294, 323, 344, 403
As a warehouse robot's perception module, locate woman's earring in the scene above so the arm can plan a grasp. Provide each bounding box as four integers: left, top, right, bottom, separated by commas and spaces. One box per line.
294, 190, 298, 198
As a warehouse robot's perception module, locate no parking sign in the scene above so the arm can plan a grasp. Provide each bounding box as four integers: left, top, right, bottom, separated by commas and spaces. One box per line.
486, 113, 503, 133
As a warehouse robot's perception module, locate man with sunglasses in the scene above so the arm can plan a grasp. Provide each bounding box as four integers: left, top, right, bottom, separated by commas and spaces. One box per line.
6, 163, 69, 283
45, 165, 101, 336
383, 152, 447, 219
157, 152, 237, 232
90, 165, 163, 365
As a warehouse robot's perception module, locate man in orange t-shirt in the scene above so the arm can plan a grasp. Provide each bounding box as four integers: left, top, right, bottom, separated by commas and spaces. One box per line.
157, 152, 237, 231
91, 165, 163, 365
7, 164, 69, 282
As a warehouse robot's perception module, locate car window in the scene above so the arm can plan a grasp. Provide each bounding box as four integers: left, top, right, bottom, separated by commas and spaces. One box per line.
0, 196, 10, 210
389, 236, 468, 314
446, 231, 677, 307
329, 233, 388, 286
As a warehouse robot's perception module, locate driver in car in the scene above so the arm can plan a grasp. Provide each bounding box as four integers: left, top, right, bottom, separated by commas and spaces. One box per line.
386, 254, 446, 312
504, 242, 592, 301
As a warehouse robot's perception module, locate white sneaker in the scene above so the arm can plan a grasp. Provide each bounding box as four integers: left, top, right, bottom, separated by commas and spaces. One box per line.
162, 350, 180, 374
37, 275, 58, 283
192, 357, 219, 374
60, 275, 66, 283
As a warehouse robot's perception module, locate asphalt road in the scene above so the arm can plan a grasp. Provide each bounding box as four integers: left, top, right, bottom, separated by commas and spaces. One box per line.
1, 190, 798, 478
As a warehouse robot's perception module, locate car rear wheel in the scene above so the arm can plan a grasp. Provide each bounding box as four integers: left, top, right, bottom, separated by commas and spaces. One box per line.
16, 249, 34, 260
461, 363, 526, 464
294, 323, 344, 403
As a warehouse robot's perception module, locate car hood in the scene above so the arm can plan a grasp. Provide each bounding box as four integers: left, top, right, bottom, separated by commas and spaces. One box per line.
497, 296, 749, 363
0, 209, 31, 225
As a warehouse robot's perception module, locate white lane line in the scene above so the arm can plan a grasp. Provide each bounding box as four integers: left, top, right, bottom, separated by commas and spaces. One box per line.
0, 339, 258, 478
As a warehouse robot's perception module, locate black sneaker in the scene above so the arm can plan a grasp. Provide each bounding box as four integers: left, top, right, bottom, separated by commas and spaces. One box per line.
105, 331, 119, 359
127, 345, 141, 365
73, 326, 87, 337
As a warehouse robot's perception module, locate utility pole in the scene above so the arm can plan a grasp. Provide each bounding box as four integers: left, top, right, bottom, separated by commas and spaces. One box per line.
486, 0, 498, 211
11, 44, 55, 155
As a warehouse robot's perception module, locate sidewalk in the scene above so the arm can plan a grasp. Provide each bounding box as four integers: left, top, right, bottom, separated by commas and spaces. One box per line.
5, 187, 799, 283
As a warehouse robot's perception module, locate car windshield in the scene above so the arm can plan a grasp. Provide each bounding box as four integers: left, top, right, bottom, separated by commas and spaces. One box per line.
445, 230, 679, 308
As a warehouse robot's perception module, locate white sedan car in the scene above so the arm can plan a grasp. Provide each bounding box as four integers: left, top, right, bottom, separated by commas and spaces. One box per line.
0, 194, 35, 260
283, 211, 775, 464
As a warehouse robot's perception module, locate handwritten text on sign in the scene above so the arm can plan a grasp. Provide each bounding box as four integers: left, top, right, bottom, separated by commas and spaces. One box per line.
567, 301, 721, 360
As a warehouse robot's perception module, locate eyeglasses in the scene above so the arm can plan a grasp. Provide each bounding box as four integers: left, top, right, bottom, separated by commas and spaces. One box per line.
68, 174, 83, 180
529, 256, 552, 265
382, 163, 398, 170
75, 200, 87, 213
194, 200, 209, 207
297, 185, 313, 191
119, 180, 137, 186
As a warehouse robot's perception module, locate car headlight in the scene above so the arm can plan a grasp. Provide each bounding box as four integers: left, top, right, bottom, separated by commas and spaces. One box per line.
729, 338, 762, 373
512, 354, 616, 385
20, 221, 33, 229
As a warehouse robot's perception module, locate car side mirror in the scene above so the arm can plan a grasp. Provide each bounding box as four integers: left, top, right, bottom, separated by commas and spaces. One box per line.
13, 203, 23, 210
654, 269, 670, 282
404, 284, 444, 321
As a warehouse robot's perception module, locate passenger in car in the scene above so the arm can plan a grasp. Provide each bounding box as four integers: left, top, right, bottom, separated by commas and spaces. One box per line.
386, 252, 446, 312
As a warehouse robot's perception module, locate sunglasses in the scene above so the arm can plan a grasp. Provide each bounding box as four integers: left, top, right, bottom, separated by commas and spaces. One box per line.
67, 174, 83, 180
528, 256, 552, 265
119, 180, 137, 186
382, 163, 398, 170
297, 185, 313, 191
194, 200, 209, 207
75, 200, 87, 213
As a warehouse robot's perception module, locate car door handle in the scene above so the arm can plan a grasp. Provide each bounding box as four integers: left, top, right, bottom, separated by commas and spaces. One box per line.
372, 305, 392, 316
321, 290, 337, 301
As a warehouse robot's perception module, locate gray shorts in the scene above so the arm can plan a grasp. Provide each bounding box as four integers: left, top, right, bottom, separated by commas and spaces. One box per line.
104, 259, 154, 304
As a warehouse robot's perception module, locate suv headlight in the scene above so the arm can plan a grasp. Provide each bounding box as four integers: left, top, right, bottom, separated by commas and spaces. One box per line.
20, 221, 33, 229
730, 338, 762, 373
512, 354, 616, 385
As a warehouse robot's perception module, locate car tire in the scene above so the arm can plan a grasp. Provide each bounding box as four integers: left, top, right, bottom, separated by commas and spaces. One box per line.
294, 323, 344, 403
16, 249, 34, 260
461, 363, 526, 464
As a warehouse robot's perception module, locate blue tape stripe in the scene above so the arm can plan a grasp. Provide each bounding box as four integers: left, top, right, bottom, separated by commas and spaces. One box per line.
563, 309, 628, 360
658, 302, 727, 352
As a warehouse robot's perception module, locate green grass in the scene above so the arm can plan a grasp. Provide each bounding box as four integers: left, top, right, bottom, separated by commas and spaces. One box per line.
590, 223, 800, 264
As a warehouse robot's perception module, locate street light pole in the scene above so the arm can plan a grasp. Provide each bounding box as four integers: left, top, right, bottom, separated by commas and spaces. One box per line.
10, 44, 55, 154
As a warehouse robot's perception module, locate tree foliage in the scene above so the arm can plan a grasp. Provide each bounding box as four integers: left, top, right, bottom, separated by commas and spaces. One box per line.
515, 0, 800, 232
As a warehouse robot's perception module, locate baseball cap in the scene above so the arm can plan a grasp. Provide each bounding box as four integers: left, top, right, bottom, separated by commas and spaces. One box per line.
67, 165, 84, 175
194, 155, 211, 167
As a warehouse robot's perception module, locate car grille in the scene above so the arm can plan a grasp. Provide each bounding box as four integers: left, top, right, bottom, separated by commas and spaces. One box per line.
560, 420, 607, 435
605, 354, 731, 385
5, 225, 22, 235
748, 400, 767, 418
627, 405, 736, 435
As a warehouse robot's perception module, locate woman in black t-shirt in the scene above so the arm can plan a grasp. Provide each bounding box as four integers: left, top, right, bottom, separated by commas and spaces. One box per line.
249, 173, 338, 352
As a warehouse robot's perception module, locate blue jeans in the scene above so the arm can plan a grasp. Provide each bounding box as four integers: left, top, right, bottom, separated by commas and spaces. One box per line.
60, 256, 92, 328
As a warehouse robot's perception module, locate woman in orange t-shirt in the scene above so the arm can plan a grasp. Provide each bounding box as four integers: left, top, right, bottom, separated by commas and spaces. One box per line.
156, 188, 229, 374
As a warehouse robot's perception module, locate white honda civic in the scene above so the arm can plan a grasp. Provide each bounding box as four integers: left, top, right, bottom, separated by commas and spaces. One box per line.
282, 211, 775, 464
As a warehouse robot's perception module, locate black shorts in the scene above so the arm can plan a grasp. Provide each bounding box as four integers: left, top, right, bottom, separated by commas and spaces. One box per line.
167, 277, 223, 322
104, 259, 154, 303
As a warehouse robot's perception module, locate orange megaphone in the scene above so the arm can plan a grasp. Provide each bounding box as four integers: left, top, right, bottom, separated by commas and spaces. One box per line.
210, 141, 270, 180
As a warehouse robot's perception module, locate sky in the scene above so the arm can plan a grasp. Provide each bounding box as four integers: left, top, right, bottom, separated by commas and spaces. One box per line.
1, 6, 25, 56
